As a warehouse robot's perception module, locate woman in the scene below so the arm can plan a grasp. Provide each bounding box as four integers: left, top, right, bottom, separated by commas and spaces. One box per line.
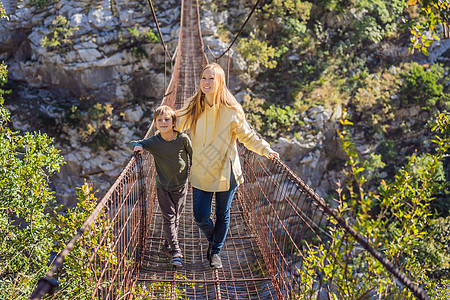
177, 63, 279, 269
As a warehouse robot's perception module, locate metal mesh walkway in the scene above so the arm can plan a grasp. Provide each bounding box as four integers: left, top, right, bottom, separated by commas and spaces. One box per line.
136, 1, 276, 298
137, 194, 277, 299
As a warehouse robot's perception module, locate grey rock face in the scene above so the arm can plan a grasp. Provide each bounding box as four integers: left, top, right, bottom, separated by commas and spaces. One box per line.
0, 0, 180, 102
271, 105, 344, 198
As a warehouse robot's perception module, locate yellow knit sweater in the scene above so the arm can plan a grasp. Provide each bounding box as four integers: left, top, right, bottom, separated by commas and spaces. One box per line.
176, 104, 275, 192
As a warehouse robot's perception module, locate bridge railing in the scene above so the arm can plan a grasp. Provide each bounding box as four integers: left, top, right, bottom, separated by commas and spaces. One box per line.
237, 145, 429, 300
30, 143, 430, 300
29, 153, 156, 300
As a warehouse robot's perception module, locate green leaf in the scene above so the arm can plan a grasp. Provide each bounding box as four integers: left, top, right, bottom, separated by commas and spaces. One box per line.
423, 39, 434, 47
432, 35, 441, 41
355, 167, 365, 175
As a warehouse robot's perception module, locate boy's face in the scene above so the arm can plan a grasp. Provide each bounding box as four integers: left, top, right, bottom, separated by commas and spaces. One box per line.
155, 112, 174, 134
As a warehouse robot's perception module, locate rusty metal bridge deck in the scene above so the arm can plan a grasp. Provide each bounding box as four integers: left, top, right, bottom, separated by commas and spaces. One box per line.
136, 1, 275, 297
137, 193, 277, 299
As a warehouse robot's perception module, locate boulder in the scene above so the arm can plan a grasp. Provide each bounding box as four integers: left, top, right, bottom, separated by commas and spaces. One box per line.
272, 137, 316, 161
123, 106, 144, 123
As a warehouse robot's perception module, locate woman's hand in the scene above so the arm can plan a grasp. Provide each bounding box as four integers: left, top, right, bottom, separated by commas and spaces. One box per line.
133, 145, 144, 154
268, 152, 280, 160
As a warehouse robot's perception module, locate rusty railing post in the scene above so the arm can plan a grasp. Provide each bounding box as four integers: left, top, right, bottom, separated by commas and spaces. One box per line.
135, 153, 148, 269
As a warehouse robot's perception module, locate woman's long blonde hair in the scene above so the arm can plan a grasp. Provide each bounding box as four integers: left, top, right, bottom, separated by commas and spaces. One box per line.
177, 63, 244, 133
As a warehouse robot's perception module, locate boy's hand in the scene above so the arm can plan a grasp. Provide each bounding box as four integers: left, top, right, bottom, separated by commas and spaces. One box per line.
133, 145, 144, 154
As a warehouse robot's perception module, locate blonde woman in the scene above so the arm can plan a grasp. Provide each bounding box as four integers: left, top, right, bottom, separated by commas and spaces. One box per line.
177, 63, 279, 269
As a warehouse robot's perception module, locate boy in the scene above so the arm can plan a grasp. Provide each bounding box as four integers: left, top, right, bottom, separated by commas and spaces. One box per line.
129, 105, 192, 267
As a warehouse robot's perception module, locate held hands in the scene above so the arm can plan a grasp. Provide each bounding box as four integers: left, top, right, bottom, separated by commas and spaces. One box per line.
268, 152, 280, 160
133, 145, 144, 154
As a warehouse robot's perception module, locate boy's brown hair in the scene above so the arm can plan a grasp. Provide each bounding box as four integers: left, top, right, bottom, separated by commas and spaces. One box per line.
153, 105, 177, 125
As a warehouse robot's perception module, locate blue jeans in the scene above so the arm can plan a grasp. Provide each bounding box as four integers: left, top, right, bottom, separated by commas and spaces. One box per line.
192, 174, 238, 255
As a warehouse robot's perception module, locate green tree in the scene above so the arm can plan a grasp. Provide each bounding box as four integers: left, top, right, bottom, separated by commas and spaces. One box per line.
0, 20, 115, 297
0, 100, 115, 299
399, 62, 448, 107
0, 62, 65, 297
314, 0, 406, 45
259, 0, 311, 51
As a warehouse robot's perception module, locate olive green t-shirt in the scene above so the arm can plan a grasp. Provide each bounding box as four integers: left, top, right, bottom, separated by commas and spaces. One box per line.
129, 132, 192, 191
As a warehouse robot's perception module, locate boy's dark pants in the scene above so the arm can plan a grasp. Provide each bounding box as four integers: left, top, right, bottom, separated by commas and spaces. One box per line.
156, 185, 187, 254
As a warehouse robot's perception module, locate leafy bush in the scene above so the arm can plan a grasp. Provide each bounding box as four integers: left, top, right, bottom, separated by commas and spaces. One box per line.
264, 104, 298, 137
119, 25, 159, 58
416, 217, 450, 279
258, 0, 312, 56
0, 1, 6, 19
315, 0, 406, 45
242, 93, 299, 138
238, 38, 279, 73
352, 15, 385, 43
242, 93, 265, 132
66, 100, 114, 151
0, 70, 117, 298
350, 0, 406, 43
426, 279, 450, 299
261, 0, 312, 24
353, 70, 400, 130
0, 62, 8, 107
362, 152, 386, 181
0, 40, 122, 299
352, 62, 450, 134
408, 0, 449, 55
40, 16, 79, 51
432, 154, 450, 217
399, 62, 449, 109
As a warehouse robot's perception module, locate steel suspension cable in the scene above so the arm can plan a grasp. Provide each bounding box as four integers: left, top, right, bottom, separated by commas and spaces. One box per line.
207, 0, 262, 84
146, 0, 175, 92
209, 0, 263, 61
146, 0, 173, 61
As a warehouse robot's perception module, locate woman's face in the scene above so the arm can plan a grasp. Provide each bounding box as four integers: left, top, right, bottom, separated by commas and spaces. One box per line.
200, 68, 216, 96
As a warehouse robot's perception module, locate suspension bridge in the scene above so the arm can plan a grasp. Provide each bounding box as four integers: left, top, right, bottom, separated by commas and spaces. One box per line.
27, 0, 430, 299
